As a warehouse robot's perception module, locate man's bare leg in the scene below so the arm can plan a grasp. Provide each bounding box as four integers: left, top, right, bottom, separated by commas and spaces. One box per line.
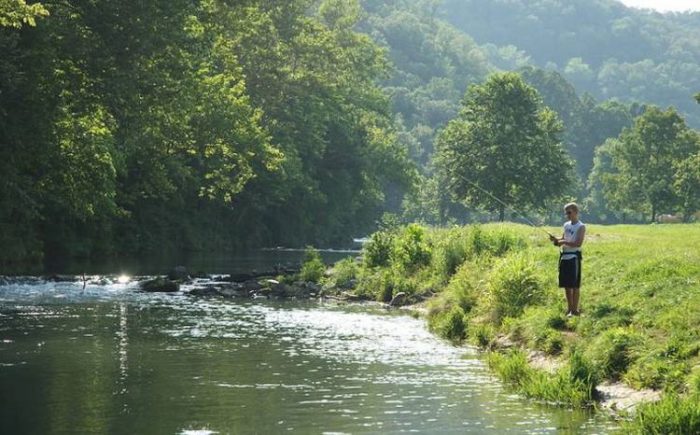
572, 288, 580, 314
565, 288, 574, 314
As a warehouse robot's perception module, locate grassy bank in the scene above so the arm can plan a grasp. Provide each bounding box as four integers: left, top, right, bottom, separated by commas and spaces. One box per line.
322, 223, 700, 433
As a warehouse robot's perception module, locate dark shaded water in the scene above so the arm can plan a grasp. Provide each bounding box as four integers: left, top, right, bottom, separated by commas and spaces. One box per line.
0, 275, 618, 434
40, 248, 357, 276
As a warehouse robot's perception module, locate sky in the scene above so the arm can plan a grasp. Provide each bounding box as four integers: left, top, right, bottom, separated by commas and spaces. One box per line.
619, 0, 700, 12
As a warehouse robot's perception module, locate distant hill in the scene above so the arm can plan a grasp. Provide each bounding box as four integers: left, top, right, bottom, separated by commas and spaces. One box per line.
441, 0, 700, 127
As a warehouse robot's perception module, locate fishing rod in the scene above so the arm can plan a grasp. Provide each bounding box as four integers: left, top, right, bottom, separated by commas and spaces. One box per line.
453, 174, 556, 239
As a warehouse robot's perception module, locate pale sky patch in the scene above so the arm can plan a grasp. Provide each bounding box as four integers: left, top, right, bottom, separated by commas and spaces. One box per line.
619, 0, 700, 12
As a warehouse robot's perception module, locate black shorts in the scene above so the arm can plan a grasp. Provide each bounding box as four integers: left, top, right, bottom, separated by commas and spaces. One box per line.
559, 252, 582, 288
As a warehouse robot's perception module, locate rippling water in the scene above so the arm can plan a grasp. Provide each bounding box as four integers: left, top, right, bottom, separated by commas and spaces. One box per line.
0, 278, 617, 434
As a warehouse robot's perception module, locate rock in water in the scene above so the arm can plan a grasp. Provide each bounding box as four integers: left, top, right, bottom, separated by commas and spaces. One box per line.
167, 266, 189, 281
389, 292, 407, 307
141, 278, 180, 293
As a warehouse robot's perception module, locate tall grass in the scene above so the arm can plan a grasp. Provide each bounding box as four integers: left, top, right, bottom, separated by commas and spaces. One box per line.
487, 253, 546, 321
624, 394, 700, 434
488, 350, 598, 407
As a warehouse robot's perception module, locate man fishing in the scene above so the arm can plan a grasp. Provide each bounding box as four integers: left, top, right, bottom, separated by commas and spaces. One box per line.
549, 203, 586, 317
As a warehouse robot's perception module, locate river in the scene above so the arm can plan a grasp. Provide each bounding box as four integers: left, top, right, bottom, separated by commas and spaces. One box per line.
0, 254, 618, 434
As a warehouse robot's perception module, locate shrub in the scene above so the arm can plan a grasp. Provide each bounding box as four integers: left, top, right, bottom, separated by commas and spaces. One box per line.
488, 254, 545, 321
586, 327, 642, 380
391, 224, 431, 272
428, 305, 467, 342
363, 230, 394, 268
299, 247, 325, 283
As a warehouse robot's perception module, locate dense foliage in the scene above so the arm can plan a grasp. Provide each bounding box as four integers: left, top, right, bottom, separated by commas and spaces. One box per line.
0, 0, 413, 268
589, 107, 700, 222
435, 73, 573, 221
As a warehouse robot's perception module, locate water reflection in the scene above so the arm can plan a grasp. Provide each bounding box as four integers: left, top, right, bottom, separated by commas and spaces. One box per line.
116, 303, 129, 409
0, 282, 619, 434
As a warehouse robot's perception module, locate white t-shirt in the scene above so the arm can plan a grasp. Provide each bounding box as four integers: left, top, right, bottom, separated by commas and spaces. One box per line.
561, 220, 584, 259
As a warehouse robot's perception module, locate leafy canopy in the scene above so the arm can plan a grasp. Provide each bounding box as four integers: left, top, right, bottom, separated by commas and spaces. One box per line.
436, 72, 574, 221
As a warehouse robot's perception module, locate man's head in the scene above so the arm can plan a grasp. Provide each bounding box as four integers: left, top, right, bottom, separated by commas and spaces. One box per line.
564, 202, 579, 221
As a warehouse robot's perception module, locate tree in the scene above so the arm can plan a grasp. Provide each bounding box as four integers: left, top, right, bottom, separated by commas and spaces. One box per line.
0, 0, 48, 28
435, 72, 574, 221
593, 107, 699, 222
674, 153, 700, 221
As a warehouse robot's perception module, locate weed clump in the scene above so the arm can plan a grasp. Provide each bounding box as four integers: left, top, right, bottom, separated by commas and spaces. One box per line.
299, 247, 325, 283
488, 254, 545, 321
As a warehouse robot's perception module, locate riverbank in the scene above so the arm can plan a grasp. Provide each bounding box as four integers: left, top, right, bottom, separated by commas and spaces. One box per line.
321, 223, 700, 433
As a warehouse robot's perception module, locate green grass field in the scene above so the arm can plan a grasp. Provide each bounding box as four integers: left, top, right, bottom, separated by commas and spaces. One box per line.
329, 222, 700, 433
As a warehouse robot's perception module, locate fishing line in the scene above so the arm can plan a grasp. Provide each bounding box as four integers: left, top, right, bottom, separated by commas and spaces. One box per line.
452, 174, 555, 238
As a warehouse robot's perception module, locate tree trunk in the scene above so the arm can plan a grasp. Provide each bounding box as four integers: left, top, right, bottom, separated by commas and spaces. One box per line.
499, 206, 505, 222
651, 205, 656, 224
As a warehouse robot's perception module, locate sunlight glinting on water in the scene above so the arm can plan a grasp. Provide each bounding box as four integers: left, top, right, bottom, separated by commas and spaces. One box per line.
0, 278, 618, 434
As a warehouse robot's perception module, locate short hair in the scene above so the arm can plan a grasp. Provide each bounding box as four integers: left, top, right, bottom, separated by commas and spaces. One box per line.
564, 202, 579, 213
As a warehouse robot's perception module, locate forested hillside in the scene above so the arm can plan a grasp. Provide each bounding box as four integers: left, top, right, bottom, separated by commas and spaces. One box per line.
442, 0, 700, 127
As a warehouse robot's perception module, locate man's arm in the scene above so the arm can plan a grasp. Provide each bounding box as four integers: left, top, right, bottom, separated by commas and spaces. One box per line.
557, 225, 586, 248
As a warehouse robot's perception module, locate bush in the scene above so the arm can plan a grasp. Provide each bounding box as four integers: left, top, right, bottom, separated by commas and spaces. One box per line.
488, 254, 545, 321
299, 247, 325, 283
428, 305, 467, 342
586, 327, 642, 380
363, 231, 394, 268
391, 224, 431, 272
